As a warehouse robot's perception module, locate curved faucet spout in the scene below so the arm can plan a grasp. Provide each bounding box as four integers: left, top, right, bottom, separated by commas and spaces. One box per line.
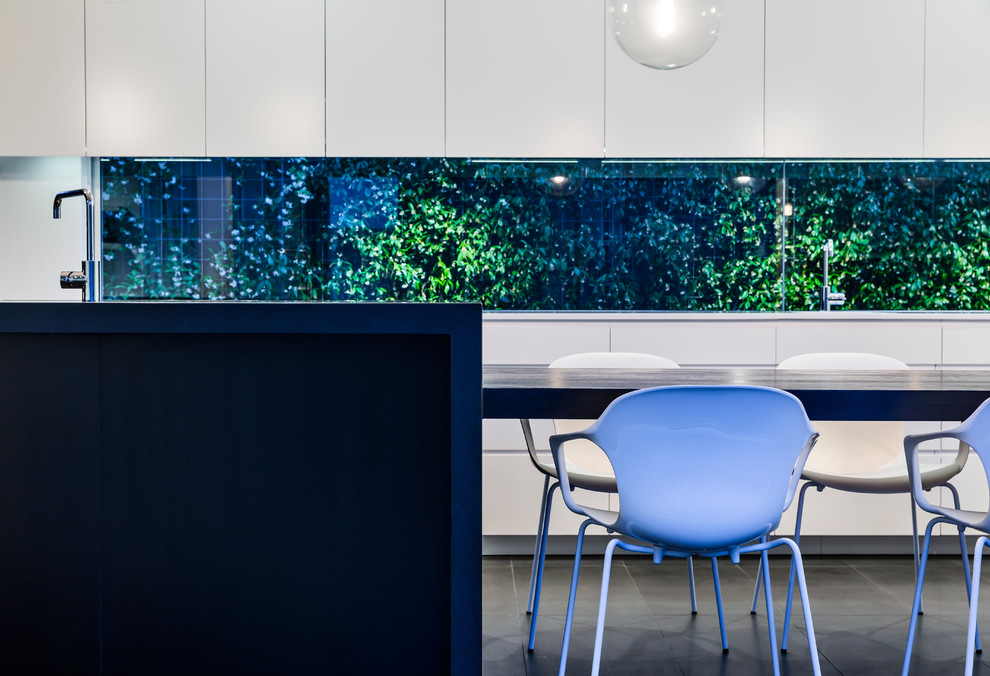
821, 238, 845, 311
52, 188, 98, 302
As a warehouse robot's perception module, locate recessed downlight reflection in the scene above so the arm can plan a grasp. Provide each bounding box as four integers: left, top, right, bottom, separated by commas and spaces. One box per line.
545, 174, 576, 197
728, 174, 768, 193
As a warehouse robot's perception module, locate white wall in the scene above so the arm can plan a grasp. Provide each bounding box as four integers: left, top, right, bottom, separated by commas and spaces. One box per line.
0, 158, 92, 301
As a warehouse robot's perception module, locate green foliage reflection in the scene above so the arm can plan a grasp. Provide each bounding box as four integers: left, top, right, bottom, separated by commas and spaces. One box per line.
100, 158, 990, 310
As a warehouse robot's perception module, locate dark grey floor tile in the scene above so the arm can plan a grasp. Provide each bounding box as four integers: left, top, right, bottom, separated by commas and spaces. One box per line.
482, 554, 990, 675
483, 614, 529, 674
485, 562, 523, 616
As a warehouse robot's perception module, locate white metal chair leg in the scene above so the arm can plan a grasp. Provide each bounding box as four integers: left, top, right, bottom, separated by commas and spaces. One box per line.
527, 474, 552, 614
944, 482, 982, 653
761, 548, 782, 676
750, 535, 769, 615
778, 538, 823, 676
688, 556, 698, 614
753, 480, 817, 618
589, 539, 621, 676
528, 481, 559, 651
558, 519, 592, 676
712, 557, 728, 652
902, 517, 941, 676
911, 490, 924, 615
751, 556, 763, 614
966, 537, 990, 676
780, 481, 815, 651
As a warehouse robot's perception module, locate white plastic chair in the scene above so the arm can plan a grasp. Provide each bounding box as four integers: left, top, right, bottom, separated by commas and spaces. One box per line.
520, 352, 692, 651
901, 396, 990, 675
751, 352, 971, 651
554, 385, 822, 676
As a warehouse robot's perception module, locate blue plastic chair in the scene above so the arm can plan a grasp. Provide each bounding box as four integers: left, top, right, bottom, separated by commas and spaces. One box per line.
902, 396, 990, 676
553, 385, 822, 676
521, 352, 705, 652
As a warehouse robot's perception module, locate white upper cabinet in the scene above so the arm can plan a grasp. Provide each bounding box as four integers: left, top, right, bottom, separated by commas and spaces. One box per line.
0, 0, 85, 156
86, 0, 205, 157
446, 0, 604, 158
924, 0, 990, 158
208, 0, 325, 157
605, 0, 765, 158
764, 0, 925, 158
326, 0, 444, 157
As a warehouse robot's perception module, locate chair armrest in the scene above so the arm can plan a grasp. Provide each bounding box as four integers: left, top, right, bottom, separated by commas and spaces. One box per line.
519, 418, 545, 475
784, 432, 819, 511
946, 441, 972, 472
549, 431, 594, 519
904, 429, 964, 513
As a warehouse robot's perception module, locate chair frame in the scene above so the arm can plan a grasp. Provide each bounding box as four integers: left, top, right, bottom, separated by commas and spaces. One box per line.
520, 352, 699, 652
751, 352, 972, 651
901, 398, 990, 676
551, 385, 823, 676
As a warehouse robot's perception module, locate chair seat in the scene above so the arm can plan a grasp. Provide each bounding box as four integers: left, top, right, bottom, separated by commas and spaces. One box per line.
930, 506, 988, 530
803, 458, 965, 494
535, 457, 617, 492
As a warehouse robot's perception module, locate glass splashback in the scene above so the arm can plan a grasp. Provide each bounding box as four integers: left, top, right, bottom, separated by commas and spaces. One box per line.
100, 158, 990, 311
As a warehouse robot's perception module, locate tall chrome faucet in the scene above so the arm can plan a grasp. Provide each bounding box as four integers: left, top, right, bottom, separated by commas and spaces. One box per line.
53, 188, 99, 302
821, 238, 845, 311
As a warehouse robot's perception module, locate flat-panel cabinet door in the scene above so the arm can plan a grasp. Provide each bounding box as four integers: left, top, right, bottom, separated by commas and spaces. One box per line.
446, 0, 604, 158
605, 0, 764, 158
0, 0, 85, 156
326, 0, 444, 157
924, 0, 990, 158
86, 0, 205, 157
764, 0, 925, 158
208, 0, 324, 157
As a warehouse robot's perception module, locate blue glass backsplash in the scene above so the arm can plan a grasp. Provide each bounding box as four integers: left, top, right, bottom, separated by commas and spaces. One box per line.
100, 158, 990, 311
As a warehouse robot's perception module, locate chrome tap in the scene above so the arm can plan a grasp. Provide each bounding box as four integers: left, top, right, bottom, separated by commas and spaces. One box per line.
53, 188, 99, 302
821, 238, 845, 311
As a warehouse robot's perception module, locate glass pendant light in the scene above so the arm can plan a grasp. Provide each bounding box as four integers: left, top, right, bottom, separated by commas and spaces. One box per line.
608, 0, 723, 70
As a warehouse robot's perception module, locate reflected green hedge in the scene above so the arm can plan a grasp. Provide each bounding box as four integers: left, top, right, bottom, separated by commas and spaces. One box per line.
100, 158, 990, 310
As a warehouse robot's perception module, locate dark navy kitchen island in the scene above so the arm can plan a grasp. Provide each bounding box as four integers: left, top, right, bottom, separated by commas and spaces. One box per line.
0, 302, 481, 675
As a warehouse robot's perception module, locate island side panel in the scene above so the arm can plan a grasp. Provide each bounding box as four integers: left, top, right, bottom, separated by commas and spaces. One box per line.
97, 332, 453, 674
0, 333, 101, 674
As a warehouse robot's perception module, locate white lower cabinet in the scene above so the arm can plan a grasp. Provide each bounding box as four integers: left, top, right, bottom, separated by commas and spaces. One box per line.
483, 320, 611, 365
775, 491, 921, 538
483, 451, 610, 536
610, 322, 776, 366
481, 314, 990, 552
776, 320, 942, 365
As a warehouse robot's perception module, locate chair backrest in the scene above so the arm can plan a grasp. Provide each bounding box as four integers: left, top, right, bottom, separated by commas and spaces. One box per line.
778, 352, 908, 475
549, 352, 679, 474
572, 385, 816, 551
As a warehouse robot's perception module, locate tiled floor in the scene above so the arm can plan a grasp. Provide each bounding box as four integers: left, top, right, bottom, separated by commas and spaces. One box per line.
483, 553, 990, 675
